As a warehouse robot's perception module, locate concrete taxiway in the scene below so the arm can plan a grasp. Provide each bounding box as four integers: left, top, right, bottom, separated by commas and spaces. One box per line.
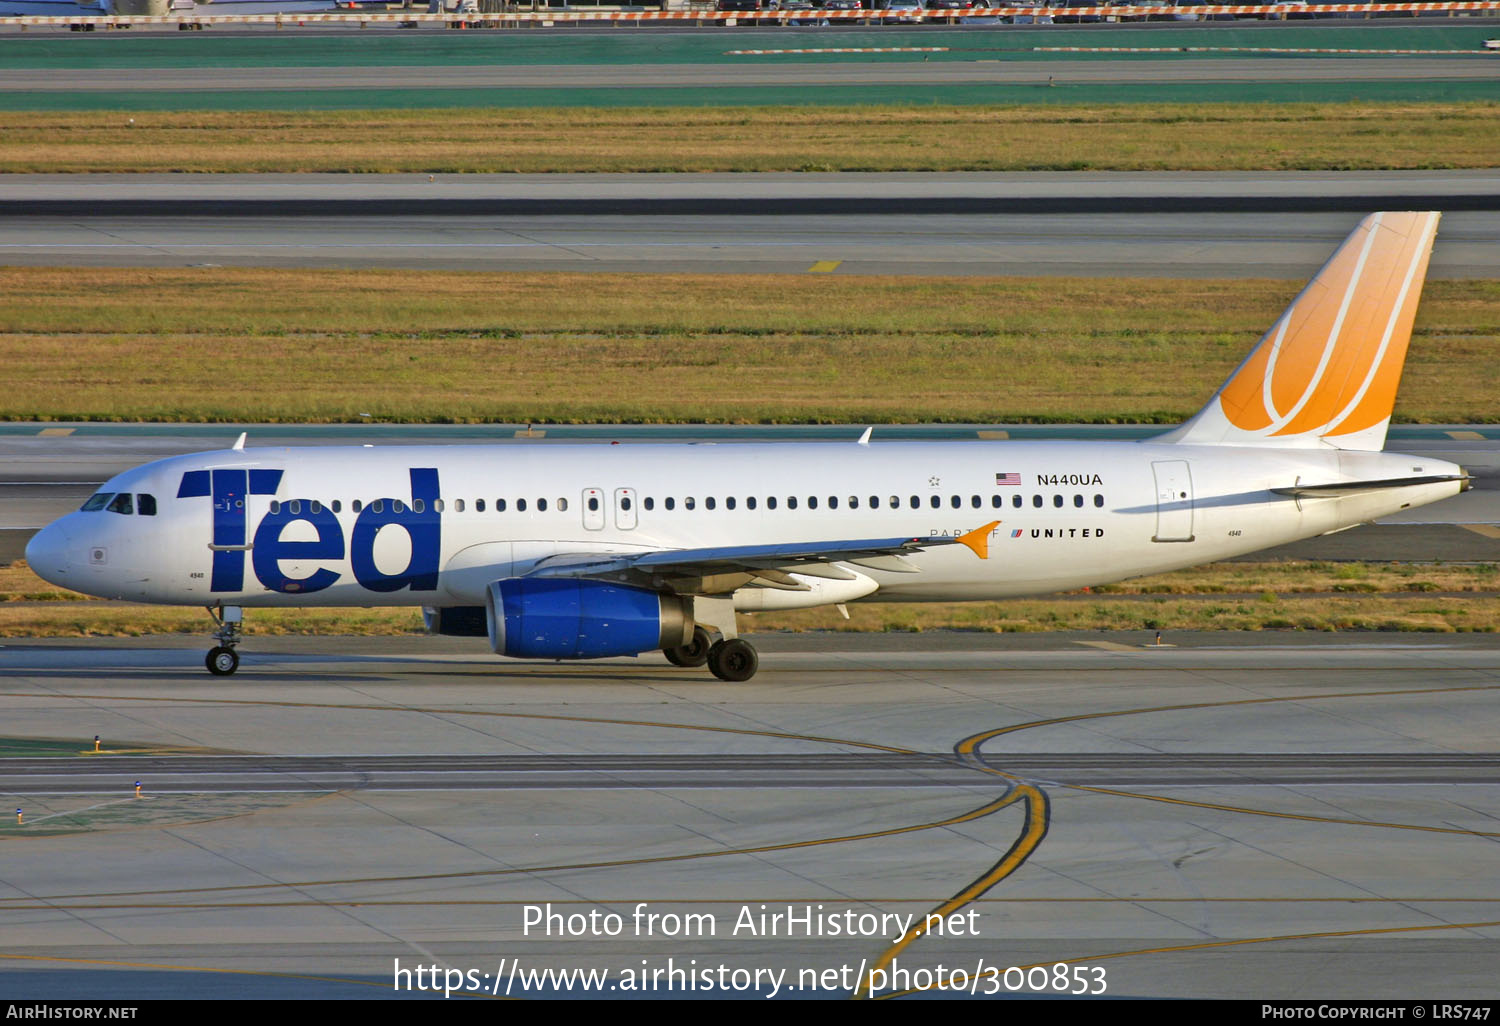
1, 632, 1497, 999
2, 173, 1497, 276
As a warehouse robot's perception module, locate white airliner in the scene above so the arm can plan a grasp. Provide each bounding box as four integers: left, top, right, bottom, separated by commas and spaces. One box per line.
25, 212, 1468, 680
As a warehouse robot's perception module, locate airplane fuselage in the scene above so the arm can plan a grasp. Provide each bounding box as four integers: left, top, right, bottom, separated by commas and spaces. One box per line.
28, 439, 1463, 610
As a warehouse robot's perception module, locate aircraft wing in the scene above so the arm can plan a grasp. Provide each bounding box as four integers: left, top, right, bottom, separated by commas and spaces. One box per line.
527, 521, 999, 593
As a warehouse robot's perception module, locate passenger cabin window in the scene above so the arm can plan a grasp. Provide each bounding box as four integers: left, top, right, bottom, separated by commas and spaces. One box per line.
1094, 494, 1104, 507
138, 494, 157, 516
538, 498, 548, 512
332, 500, 342, 513
557, 498, 568, 512
106, 493, 133, 515
496, 498, 507, 512
517, 499, 528, 512
644, 497, 654, 511
666, 497, 676, 511
80, 492, 113, 512
747, 496, 757, 510
787, 497, 798, 510
685, 497, 696, 511
1074, 494, 1084, 508
705, 497, 715, 511
767, 497, 777, 510
475, 499, 485, 512
1053, 495, 1063, 508
1012, 495, 1022, 508
1032, 495, 1043, 508
353, 500, 364, 513
726, 497, 737, 510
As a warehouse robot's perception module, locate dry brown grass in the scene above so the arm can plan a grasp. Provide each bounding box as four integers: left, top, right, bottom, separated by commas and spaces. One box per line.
5, 269, 1497, 424
2, 104, 1498, 172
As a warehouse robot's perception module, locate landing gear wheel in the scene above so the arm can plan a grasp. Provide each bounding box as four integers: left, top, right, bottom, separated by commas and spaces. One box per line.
707, 638, 758, 682
206, 646, 239, 676
664, 626, 715, 668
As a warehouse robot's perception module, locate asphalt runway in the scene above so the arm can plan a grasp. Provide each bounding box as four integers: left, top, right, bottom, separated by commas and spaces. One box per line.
1, 632, 1498, 999
3, 172, 1498, 275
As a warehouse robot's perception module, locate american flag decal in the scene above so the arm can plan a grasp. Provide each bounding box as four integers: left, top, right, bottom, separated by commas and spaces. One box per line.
995, 473, 1021, 486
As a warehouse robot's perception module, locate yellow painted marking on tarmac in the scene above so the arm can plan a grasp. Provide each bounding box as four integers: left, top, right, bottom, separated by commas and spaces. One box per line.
808, 260, 842, 273
877, 920, 1500, 999
854, 784, 1046, 999
0, 691, 916, 755
1462, 524, 1500, 539
1069, 783, 1500, 837
956, 683, 1500, 760
1446, 430, 1485, 440
513, 428, 546, 438
956, 683, 1500, 837
975, 430, 1009, 440
11, 895, 1500, 912
1073, 640, 1138, 652
1, 791, 1021, 904
36, 427, 74, 437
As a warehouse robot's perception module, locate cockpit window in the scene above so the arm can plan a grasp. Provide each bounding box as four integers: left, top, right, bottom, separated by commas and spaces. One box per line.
138, 494, 157, 516
106, 493, 134, 515
80, 492, 114, 512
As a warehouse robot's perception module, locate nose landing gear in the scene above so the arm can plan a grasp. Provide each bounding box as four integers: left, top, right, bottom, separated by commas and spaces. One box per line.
205, 605, 243, 676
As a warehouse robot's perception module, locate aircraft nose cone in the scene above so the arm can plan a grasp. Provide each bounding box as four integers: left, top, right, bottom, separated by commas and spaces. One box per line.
24, 522, 73, 587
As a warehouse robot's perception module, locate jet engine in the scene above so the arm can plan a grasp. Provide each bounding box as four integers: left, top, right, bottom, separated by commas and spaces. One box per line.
485, 578, 692, 660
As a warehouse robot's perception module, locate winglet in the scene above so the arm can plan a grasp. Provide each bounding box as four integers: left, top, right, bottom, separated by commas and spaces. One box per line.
232, 432, 247, 451
856, 427, 872, 446
956, 521, 1000, 560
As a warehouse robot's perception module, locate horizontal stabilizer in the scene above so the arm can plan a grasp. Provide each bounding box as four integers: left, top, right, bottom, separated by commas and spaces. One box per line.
1271, 474, 1468, 498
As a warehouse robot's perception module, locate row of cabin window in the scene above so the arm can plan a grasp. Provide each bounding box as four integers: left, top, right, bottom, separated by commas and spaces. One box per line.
79, 492, 157, 516
268, 497, 568, 515
632, 494, 1107, 511
266, 493, 1107, 516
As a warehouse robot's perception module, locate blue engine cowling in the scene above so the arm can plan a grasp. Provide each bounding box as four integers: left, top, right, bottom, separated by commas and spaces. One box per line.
486, 578, 692, 660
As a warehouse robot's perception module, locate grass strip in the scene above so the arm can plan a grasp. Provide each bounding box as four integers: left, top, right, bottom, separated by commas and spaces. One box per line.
2, 102, 1497, 171
4, 269, 1497, 424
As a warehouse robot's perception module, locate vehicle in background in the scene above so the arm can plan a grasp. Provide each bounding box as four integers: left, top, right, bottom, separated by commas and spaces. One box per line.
1053, 0, 1104, 23
1005, 0, 1051, 21
877, 0, 925, 21
782, 0, 829, 22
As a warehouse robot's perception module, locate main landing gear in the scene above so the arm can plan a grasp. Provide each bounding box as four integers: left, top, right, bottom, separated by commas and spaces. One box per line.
205, 605, 243, 676
663, 625, 760, 682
